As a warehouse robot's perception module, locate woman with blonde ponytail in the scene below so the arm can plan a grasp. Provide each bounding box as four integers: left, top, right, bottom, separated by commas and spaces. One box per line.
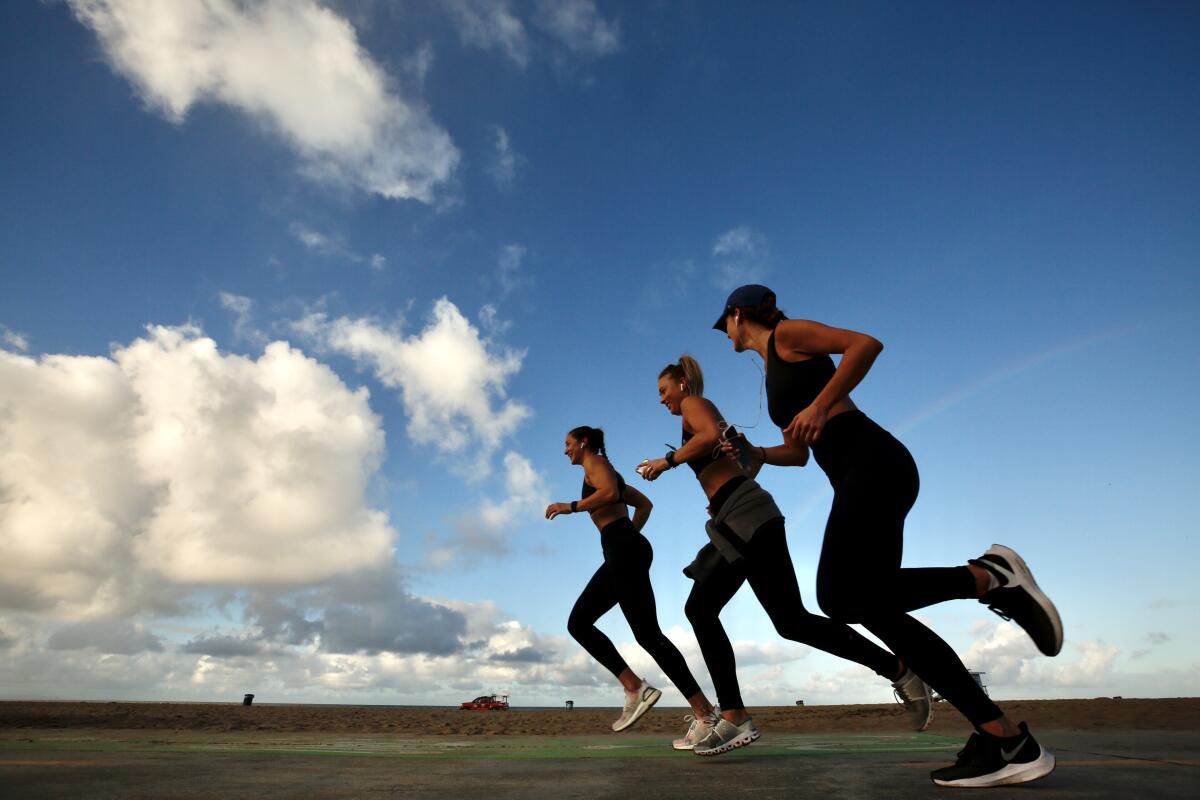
546, 425, 716, 738
639, 355, 930, 757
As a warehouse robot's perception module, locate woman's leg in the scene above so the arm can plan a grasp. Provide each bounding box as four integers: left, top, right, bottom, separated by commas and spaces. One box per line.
742, 519, 901, 679
684, 556, 748, 711
567, 562, 628, 679
815, 456, 1003, 726
607, 530, 705, 700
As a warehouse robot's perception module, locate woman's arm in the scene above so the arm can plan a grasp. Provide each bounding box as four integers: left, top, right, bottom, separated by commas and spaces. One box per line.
723, 432, 809, 472
640, 397, 724, 480
775, 319, 883, 445
622, 484, 653, 532
545, 460, 620, 520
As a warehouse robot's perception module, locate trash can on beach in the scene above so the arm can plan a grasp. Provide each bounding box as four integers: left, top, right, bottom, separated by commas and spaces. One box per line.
243, 694, 255, 707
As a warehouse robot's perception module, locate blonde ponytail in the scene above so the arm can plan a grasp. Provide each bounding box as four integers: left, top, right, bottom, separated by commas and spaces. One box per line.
659, 354, 705, 398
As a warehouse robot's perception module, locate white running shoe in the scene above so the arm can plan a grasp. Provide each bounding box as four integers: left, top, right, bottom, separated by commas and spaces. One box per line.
892, 668, 934, 732
611, 681, 662, 732
672, 709, 719, 750
693, 716, 760, 756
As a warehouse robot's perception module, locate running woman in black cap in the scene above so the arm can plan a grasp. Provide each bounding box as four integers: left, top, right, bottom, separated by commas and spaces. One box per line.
546, 425, 716, 738
712, 284, 1062, 788
638, 357, 933, 757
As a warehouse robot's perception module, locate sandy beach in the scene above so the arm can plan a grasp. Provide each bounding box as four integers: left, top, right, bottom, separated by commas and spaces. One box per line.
2, 697, 1196, 737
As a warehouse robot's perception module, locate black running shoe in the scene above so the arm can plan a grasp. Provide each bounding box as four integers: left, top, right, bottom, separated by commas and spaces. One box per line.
931, 722, 1055, 788
972, 544, 1063, 657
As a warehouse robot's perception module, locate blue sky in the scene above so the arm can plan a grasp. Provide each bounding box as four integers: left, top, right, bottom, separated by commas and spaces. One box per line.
1, 0, 1197, 707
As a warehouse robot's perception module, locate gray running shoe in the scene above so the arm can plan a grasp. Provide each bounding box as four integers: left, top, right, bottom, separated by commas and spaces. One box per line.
612, 681, 661, 732
672, 709, 719, 750
972, 544, 1063, 657
892, 668, 934, 732
693, 716, 760, 756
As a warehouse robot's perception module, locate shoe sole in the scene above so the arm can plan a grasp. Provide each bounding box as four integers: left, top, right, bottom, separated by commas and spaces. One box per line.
671, 742, 695, 751
913, 702, 933, 732
612, 687, 662, 732
693, 727, 760, 756
986, 544, 1064, 657
932, 747, 1056, 787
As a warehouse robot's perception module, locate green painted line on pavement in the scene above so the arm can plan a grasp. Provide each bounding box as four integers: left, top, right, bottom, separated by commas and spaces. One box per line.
0, 733, 961, 761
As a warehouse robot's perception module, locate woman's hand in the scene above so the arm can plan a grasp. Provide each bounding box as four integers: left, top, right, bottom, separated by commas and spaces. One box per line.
785, 403, 828, 446
720, 437, 765, 478
638, 458, 671, 481
545, 502, 572, 520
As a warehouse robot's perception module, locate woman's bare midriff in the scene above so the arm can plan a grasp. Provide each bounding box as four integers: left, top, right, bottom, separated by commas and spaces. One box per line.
589, 505, 629, 531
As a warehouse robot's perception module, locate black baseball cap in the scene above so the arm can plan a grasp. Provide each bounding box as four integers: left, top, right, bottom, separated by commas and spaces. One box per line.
712, 284, 775, 330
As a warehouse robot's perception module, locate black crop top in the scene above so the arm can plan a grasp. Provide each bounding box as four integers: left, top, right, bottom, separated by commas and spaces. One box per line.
581, 472, 626, 504
766, 329, 836, 429
680, 427, 732, 477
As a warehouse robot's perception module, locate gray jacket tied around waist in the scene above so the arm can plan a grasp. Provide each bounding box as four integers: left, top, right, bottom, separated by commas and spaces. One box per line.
683, 478, 784, 581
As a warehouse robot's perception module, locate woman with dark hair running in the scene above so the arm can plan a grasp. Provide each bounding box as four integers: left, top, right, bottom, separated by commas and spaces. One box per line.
546, 425, 717, 738
711, 284, 1062, 788
638, 357, 932, 757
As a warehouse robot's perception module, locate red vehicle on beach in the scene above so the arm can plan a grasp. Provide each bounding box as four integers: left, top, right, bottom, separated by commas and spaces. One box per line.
459, 694, 509, 710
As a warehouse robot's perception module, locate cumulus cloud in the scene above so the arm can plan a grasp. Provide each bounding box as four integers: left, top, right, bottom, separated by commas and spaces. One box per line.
47, 619, 164, 654
447, 0, 530, 67
293, 298, 530, 474
288, 222, 386, 272
67, 0, 458, 201
712, 225, 769, 289
533, 0, 620, 58
0, 325, 395, 618
963, 621, 1119, 690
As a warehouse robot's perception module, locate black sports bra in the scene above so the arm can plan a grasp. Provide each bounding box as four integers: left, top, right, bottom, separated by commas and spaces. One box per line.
765, 329, 836, 429
581, 472, 626, 504
680, 427, 731, 477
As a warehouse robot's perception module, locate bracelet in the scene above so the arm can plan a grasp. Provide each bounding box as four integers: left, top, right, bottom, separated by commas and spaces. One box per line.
569, 500, 578, 513
664, 451, 677, 469
759, 446, 767, 464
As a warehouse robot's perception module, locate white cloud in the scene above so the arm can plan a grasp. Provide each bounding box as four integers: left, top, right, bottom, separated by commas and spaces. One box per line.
478, 304, 513, 336
68, 0, 459, 201
293, 298, 530, 473
497, 243, 527, 295
963, 620, 1120, 690
428, 451, 548, 568
712, 225, 769, 289
0, 325, 395, 617
219, 291, 267, 347
289, 222, 386, 271
447, 0, 530, 68
0, 326, 29, 352
533, 0, 619, 58
487, 125, 520, 187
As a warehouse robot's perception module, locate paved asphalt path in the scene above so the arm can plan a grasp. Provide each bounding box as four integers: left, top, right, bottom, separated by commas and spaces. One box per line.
1, 730, 1196, 798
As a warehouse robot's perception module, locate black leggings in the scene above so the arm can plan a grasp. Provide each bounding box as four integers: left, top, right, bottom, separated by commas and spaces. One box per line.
568, 518, 702, 700
812, 410, 1003, 726
685, 490, 901, 712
